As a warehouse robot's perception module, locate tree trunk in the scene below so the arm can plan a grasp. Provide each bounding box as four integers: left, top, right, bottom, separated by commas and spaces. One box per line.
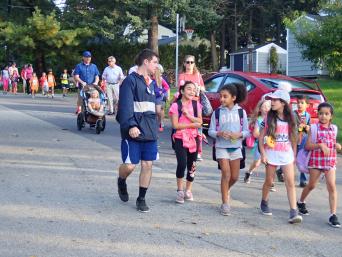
248, 9, 253, 42
35, 50, 45, 76
148, 15, 159, 55
210, 31, 218, 71
275, 13, 281, 44
219, 20, 226, 68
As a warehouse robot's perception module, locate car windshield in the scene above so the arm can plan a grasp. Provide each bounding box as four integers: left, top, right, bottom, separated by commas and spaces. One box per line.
258, 78, 315, 90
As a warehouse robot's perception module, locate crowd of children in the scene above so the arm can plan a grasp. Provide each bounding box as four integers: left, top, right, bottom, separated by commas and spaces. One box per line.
170, 75, 340, 228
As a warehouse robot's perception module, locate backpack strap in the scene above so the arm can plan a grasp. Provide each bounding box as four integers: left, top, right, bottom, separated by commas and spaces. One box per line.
215, 108, 220, 131
192, 100, 198, 118
177, 99, 198, 120
311, 123, 318, 143
238, 108, 243, 132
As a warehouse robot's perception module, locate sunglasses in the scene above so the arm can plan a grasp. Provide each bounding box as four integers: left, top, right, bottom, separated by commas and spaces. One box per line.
186, 61, 194, 64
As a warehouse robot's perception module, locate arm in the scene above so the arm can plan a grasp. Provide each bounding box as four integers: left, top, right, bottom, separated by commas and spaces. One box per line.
252, 122, 260, 138
93, 66, 100, 85
208, 112, 218, 138
119, 68, 125, 84
258, 126, 267, 164
102, 68, 107, 81
117, 77, 138, 129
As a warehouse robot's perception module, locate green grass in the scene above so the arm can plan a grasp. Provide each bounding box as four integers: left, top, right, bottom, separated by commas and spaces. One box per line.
318, 78, 342, 142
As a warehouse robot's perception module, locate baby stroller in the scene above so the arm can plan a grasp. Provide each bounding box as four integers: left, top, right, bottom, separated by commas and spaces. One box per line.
77, 85, 107, 134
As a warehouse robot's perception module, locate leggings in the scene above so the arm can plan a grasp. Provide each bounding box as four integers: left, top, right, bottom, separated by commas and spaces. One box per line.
174, 138, 198, 182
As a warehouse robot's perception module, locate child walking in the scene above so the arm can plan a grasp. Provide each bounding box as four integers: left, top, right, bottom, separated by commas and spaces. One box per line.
294, 95, 311, 187
47, 69, 56, 98
244, 99, 271, 184
208, 83, 249, 216
39, 72, 48, 96
259, 89, 302, 224
169, 81, 202, 204
297, 102, 341, 228
30, 73, 39, 98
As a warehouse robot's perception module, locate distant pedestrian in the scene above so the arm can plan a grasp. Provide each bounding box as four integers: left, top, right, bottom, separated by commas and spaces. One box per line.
116, 49, 159, 213
60, 69, 70, 97
259, 89, 302, 224
21, 64, 27, 93
102, 56, 125, 116
74, 51, 100, 114
10, 67, 20, 94
9, 62, 18, 92
30, 72, 39, 98
1, 66, 10, 94
25, 64, 33, 95
169, 81, 202, 204
40, 72, 48, 96
47, 69, 56, 98
297, 102, 341, 228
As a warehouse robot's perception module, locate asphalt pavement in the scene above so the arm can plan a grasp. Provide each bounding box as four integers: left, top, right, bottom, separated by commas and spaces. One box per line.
0, 93, 341, 257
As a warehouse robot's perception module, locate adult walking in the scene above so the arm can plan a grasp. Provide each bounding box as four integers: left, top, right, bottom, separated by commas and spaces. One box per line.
73, 51, 100, 114
25, 64, 33, 95
9, 62, 19, 94
102, 56, 125, 116
116, 49, 159, 213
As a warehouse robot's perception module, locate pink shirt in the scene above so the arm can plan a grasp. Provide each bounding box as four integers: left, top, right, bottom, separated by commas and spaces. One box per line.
178, 72, 204, 87
169, 100, 202, 152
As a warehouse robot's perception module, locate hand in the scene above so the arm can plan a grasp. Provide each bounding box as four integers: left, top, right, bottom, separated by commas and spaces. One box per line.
319, 143, 330, 156
129, 127, 141, 138
336, 143, 342, 151
261, 154, 268, 165
193, 122, 202, 128
304, 125, 310, 132
230, 132, 241, 140
218, 131, 231, 140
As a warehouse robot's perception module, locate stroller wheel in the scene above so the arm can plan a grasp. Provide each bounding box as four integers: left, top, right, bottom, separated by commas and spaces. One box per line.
96, 120, 103, 134
101, 116, 106, 131
77, 113, 84, 131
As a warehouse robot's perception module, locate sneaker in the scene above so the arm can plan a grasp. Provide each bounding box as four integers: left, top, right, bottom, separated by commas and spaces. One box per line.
270, 183, 276, 192
136, 197, 150, 213
220, 203, 230, 216
288, 209, 303, 224
197, 154, 203, 161
297, 202, 309, 215
117, 178, 129, 202
175, 190, 184, 204
260, 200, 272, 216
244, 172, 251, 184
299, 181, 307, 188
276, 169, 284, 182
329, 214, 341, 228
184, 191, 193, 201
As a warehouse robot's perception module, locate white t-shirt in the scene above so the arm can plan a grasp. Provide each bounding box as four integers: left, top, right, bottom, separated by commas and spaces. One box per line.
261, 118, 294, 166
102, 65, 125, 84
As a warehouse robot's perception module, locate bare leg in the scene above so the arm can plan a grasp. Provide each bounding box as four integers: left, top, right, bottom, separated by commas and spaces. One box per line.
325, 169, 337, 214
219, 159, 230, 204
140, 161, 152, 188
119, 163, 135, 179
299, 169, 321, 202
282, 163, 297, 210
262, 164, 276, 201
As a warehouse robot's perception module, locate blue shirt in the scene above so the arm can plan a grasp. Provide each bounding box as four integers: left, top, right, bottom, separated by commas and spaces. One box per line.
74, 62, 100, 86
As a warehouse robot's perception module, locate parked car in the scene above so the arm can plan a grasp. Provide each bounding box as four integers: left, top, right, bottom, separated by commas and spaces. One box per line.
203, 71, 326, 127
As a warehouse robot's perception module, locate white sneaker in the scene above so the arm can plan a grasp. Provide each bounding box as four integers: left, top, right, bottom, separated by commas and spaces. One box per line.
175, 191, 184, 204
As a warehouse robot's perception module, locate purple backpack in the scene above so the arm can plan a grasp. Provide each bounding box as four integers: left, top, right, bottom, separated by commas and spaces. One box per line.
296, 124, 317, 174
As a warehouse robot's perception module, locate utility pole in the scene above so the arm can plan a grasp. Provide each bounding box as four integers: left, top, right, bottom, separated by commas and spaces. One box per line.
5, 0, 12, 63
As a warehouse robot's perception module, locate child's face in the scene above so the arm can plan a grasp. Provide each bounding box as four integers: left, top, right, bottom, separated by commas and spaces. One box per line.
318, 106, 332, 124
261, 100, 271, 115
219, 89, 235, 107
181, 84, 196, 100
270, 98, 284, 112
297, 99, 307, 112
91, 91, 99, 98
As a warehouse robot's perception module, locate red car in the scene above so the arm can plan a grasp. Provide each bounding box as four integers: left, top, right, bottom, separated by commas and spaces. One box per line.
203, 71, 326, 127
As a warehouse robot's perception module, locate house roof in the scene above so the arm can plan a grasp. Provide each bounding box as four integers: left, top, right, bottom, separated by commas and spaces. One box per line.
229, 42, 287, 55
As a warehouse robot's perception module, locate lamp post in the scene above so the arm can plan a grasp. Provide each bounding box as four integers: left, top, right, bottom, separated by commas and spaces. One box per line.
247, 42, 254, 72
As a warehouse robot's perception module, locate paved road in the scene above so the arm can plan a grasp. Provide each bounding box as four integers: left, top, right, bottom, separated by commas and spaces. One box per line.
0, 93, 341, 257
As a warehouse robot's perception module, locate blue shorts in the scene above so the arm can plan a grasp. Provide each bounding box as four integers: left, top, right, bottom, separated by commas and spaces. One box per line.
121, 139, 159, 164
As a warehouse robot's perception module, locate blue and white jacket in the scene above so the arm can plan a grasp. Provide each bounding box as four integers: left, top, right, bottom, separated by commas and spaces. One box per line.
117, 72, 157, 141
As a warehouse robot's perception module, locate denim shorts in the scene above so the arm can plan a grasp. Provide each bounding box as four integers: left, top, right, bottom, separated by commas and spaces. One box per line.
121, 139, 159, 164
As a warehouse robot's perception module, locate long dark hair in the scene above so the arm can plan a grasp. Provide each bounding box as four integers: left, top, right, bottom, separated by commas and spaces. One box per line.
218, 83, 247, 104
177, 81, 195, 100
266, 100, 297, 144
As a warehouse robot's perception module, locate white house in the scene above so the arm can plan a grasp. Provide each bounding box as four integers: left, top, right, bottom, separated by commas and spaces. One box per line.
286, 14, 328, 77
229, 43, 287, 73
123, 24, 176, 44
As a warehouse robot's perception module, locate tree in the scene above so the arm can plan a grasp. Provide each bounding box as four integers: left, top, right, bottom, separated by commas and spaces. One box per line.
286, 2, 342, 77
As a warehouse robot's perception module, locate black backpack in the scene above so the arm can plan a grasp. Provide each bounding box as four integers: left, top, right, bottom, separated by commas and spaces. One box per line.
212, 108, 246, 169
171, 99, 198, 150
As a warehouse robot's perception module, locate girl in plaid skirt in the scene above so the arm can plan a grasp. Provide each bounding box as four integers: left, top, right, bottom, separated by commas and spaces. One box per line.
297, 102, 342, 228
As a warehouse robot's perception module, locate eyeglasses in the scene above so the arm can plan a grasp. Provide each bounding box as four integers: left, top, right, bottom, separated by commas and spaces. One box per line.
186, 61, 194, 64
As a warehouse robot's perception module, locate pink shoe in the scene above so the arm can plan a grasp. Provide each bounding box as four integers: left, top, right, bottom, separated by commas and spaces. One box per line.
184, 191, 193, 201
176, 190, 184, 204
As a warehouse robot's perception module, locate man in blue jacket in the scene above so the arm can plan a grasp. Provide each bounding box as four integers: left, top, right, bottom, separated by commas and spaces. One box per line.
116, 49, 159, 212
